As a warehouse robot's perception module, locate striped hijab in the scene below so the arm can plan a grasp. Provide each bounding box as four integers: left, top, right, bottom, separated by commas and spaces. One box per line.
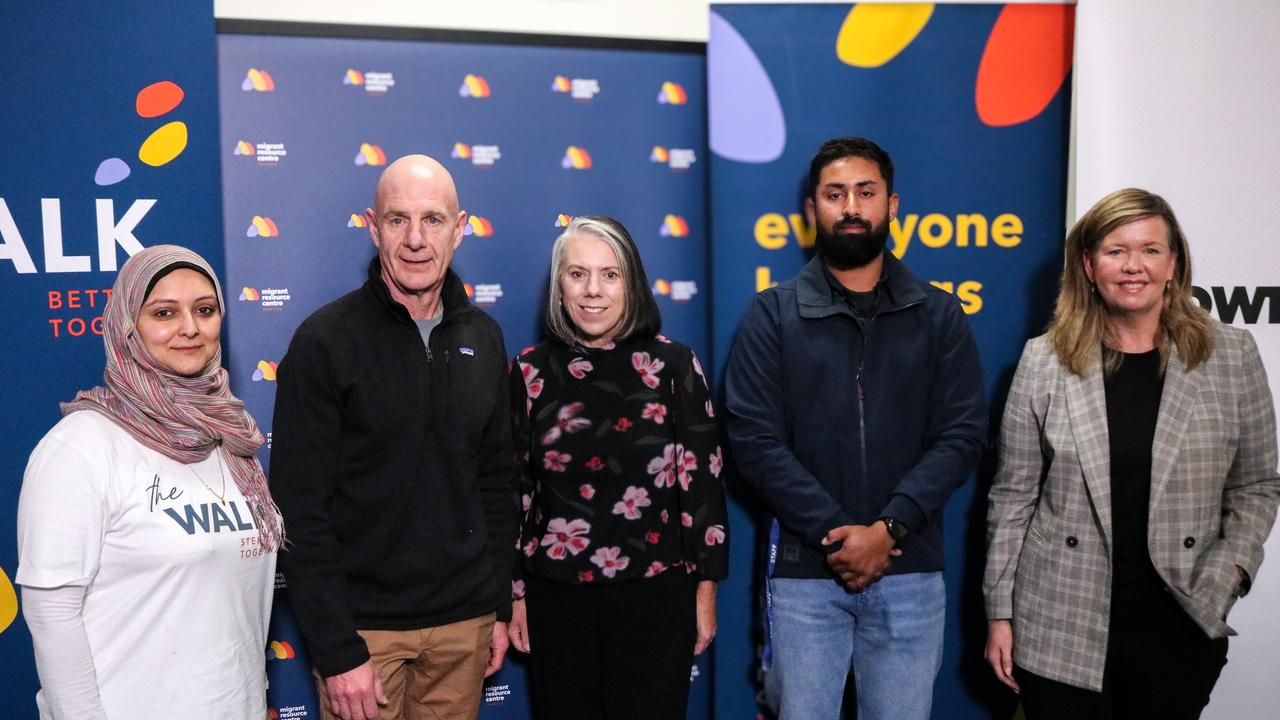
62, 245, 284, 551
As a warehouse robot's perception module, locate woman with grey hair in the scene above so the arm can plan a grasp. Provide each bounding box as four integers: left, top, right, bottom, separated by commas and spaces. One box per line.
506, 216, 729, 719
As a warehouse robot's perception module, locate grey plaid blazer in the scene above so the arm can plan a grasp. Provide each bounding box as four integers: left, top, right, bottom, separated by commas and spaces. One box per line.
984, 324, 1280, 691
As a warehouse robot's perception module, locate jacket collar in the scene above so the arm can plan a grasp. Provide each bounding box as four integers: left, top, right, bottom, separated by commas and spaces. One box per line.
796, 251, 928, 320
365, 257, 474, 324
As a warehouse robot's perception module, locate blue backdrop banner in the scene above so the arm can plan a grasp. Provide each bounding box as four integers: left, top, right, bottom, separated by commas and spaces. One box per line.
0, 2, 224, 714
707, 4, 1073, 718
217, 30, 711, 720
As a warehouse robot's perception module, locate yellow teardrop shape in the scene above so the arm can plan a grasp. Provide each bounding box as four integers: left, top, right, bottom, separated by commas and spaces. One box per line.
0, 567, 18, 634
138, 121, 189, 167
836, 3, 935, 68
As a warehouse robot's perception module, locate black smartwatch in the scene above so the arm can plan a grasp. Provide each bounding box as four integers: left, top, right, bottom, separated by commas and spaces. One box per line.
880, 516, 910, 543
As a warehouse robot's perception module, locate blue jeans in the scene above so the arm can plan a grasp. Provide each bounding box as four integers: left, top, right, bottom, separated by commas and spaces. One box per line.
764, 572, 945, 720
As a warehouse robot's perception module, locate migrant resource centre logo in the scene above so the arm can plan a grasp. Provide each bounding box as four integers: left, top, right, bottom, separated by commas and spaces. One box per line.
657, 81, 687, 105
465, 215, 494, 237
552, 74, 600, 101
344, 68, 396, 94
252, 360, 278, 382
555, 213, 573, 228
464, 282, 504, 305
562, 146, 592, 170
653, 278, 698, 302
660, 214, 689, 237
355, 143, 387, 166
234, 139, 287, 165
347, 213, 367, 228
246, 215, 279, 238
452, 142, 502, 167
241, 68, 275, 92
266, 639, 296, 661
459, 74, 491, 98
240, 286, 292, 310
649, 145, 696, 171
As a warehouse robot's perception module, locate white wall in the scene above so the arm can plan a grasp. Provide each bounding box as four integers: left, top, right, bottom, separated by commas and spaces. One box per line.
213, 0, 1072, 44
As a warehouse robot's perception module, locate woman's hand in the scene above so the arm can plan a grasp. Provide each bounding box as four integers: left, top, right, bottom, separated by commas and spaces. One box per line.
507, 598, 531, 653
694, 580, 718, 656
985, 619, 1020, 692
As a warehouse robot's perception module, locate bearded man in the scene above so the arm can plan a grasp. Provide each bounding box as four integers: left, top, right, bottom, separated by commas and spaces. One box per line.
724, 137, 988, 720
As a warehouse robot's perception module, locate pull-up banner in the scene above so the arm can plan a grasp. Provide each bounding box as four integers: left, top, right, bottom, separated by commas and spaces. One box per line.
707, 4, 1073, 718
0, 2, 224, 713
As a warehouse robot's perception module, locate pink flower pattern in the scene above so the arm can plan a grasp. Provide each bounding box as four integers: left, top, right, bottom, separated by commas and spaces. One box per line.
512, 340, 726, 586
590, 546, 631, 578
541, 517, 591, 559
541, 401, 592, 445
543, 450, 571, 472
611, 486, 652, 520
631, 352, 665, 389
567, 357, 594, 379
641, 402, 668, 424
705, 525, 726, 545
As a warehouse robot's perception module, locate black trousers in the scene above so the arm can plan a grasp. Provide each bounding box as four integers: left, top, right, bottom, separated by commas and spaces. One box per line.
1016, 636, 1228, 720
524, 571, 698, 720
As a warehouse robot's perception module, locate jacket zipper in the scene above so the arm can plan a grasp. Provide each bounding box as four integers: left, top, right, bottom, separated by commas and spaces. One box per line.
856, 318, 873, 505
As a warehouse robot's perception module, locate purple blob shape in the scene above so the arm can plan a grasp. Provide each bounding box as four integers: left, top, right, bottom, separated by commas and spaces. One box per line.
252, 368, 265, 382
463, 223, 474, 236
246, 225, 259, 238
94, 158, 130, 186
355, 154, 367, 166
708, 11, 786, 163
560, 156, 573, 169
459, 84, 471, 97
657, 92, 668, 104
241, 77, 254, 91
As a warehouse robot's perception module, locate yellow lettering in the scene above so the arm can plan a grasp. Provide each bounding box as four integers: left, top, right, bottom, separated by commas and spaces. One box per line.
918, 213, 952, 249
754, 214, 788, 250
956, 280, 983, 314
755, 266, 776, 292
955, 213, 988, 247
888, 215, 916, 258
789, 213, 815, 248
992, 213, 1023, 247
928, 280, 954, 293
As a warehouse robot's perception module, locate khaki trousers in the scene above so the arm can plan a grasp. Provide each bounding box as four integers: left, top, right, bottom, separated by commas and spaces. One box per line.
315, 613, 496, 720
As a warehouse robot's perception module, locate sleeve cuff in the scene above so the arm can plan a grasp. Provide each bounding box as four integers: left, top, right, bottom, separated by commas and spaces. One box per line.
880, 495, 926, 534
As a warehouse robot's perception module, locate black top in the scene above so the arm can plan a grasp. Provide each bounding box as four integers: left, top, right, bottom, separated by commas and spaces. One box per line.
271, 259, 516, 677
1105, 347, 1207, 648
509, 335, 729, 593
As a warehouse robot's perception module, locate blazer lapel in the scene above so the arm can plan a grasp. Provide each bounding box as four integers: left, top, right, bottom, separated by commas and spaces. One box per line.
1150, 351, 1195, 511
1066, 358, 1114, 552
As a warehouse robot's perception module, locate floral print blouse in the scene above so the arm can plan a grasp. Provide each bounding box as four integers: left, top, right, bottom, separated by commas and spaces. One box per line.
509, 335, 729, 595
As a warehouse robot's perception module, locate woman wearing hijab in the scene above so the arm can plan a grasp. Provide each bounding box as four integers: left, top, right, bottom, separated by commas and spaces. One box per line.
506, 216, 728, 720
983, 189, 1280, 718
17, 245, 284, 720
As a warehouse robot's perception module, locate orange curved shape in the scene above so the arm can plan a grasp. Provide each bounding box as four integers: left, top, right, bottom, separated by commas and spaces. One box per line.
0, 567, 17, 634
975, 5, 1074, 127
136, 81, 185, 118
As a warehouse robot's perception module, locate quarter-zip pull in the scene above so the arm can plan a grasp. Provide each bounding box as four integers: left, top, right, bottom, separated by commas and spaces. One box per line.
426, 345, 433, 362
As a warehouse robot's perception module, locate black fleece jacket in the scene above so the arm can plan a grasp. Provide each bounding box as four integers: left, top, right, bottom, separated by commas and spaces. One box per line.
271, 259, 516, 677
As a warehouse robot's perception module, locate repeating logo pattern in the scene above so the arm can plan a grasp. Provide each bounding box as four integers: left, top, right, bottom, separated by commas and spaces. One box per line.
657, 81, 687, 105
465, 216, 494, 236
246, 216, 279, 238
252, 360, 278, 382
242, 68, 276, 92
459, 74, 491, 98
561, 146, 592, 169
355, 143, 387, 166
660, 215, 690, 237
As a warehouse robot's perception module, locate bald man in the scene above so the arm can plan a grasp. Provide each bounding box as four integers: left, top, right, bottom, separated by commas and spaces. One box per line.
272, 155, 516, 720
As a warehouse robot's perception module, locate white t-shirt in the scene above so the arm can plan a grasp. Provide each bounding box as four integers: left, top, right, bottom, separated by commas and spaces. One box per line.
17, 411, 277, 719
